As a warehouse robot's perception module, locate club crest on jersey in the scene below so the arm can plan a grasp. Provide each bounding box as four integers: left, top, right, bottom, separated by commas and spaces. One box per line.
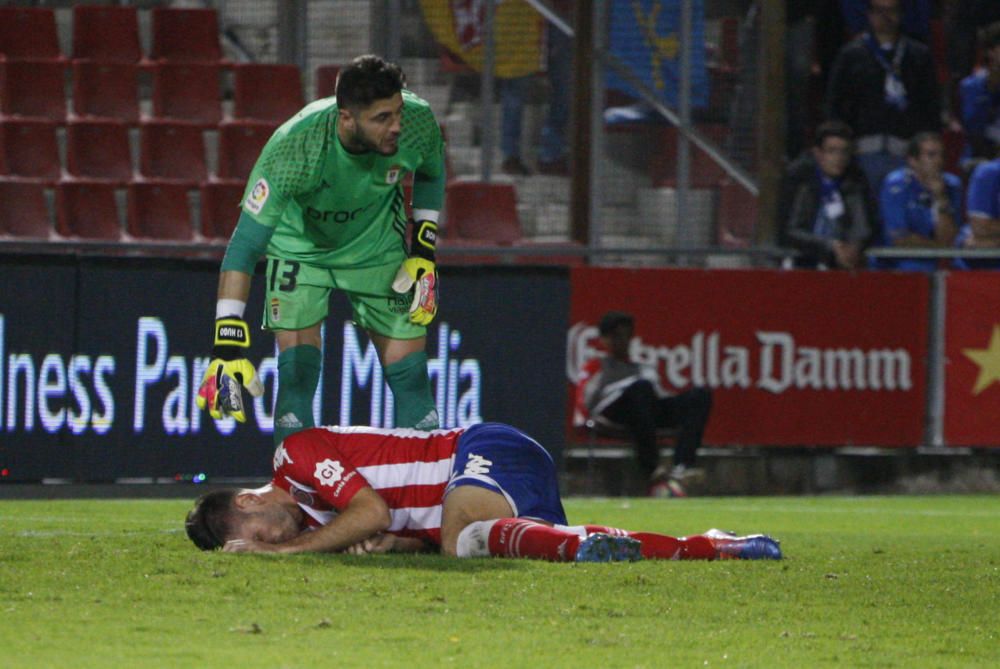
385, 166, 402, 184
291, 487, 315, 507
245, 178, 269, 214
270, 297, 281, 322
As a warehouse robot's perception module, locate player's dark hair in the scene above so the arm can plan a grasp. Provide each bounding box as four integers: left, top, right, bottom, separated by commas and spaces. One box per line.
185, 489, 239, 550
335, 55, 406, 111
813, 120, 853, 148
599, 311, 634, 336
907, 131, 942, 159
980, 22, 1000, 52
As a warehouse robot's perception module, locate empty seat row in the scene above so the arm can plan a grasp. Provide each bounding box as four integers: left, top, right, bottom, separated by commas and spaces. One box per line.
0, 5, 223, 64
0, 60, 304, 125
0, 179, 243, 241
0, 119, 275, 185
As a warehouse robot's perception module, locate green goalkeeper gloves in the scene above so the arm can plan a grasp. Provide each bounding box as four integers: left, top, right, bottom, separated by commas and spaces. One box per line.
196, 317, 264, 422
392, 219, 439, 326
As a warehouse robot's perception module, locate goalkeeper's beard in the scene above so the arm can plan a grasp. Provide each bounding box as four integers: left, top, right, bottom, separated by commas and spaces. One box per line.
348, 125, 399, 156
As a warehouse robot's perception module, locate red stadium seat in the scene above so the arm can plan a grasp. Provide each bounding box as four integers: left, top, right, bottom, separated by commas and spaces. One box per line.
0, 120, 60, 182
57, 180, 122, 240
66, 120, 132, 183
200, 179, 245, 239
216, 120, 275, 181
127, 180, 194, 240
71, 61, 139, 124
444, 180, 522, 243
149, 8, 224, 63
232, 63, 305, 123
0, 7, 64, 62
314, 64, 341, 99
139, 121, 207, 184
150, 62, 222, 126
716, 178, 757, 248
71, 5, 142, 63
0, 178, 52, 238
0, 60, 67, 122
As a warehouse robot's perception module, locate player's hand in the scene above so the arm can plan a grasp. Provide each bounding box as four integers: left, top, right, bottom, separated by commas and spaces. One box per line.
392, 257, 438, 325
222, 538, 279, 553
392, 219, 439, 326
196, 317, 265, 422
345, 533, 397, 555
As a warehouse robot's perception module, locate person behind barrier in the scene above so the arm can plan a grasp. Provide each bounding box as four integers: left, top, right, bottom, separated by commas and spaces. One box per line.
959, 22, 1000, 169
825, 0, 941, 193
195, 55, 445, 445
778, 120, 876, 269
955, 155, 1000, 269
184, 422, 781, 562
874, 131, 962, 271
573, 311, 713, 498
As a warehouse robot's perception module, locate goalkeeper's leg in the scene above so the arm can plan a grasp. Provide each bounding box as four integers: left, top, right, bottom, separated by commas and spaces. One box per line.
273, 344, 322, 445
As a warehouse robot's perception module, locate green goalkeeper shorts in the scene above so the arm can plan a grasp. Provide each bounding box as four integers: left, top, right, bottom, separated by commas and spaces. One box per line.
262, 256, 426, 340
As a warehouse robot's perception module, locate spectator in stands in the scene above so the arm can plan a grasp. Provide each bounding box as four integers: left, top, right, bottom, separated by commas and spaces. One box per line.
874, 131, 962, 270
196, 55, 444, 445
959, 22, 1000, 168
825, 0, 941, 193
500, 11, 572, 177
955, 156, 1000, 269
947, 0, 1000, 89
185, 421, 782, 561
574, 311, 713, 498
778, 121, 876, 269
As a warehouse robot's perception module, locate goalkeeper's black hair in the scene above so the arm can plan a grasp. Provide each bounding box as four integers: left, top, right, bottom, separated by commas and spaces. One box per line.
335, 54, 406, 111
185, 489, 239, 551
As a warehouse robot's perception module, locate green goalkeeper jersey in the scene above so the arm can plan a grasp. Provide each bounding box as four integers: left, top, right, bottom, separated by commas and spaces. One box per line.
240, 89, 445, 268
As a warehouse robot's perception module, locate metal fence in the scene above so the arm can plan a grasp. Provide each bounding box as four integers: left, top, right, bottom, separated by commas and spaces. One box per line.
205, 0, 767, 266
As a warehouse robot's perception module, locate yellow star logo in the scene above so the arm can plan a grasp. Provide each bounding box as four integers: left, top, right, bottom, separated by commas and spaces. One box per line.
962, 325, 1000, 395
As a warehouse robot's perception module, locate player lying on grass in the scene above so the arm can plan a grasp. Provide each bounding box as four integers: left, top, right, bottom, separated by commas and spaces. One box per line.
185, 422, 782, 562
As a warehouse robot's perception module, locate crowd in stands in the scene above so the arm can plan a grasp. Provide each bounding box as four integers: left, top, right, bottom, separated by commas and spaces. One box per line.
781, 0, 1000, 270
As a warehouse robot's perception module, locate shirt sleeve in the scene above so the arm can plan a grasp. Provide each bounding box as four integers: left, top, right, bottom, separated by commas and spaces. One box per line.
407, 101, 446, 211
277, 431, 371, 511
879, 176, 912, 244
241, 122, 328, 228
967, 164, 1000, 220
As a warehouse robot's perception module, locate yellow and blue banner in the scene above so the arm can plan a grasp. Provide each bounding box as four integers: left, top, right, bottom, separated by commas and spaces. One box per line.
606, 0, 709, 108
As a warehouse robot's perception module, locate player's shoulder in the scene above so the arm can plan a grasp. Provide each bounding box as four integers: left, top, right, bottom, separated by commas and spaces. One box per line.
881, 168, 909, 194
269, 98, 335, 141
971, 159, 1000, 184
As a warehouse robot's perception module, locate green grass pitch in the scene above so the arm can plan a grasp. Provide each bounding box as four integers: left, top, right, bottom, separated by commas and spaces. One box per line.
1, 495, 998, 668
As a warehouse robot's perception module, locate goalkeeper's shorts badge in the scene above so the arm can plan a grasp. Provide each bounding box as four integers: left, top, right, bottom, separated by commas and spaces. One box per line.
270, 298, 281, 322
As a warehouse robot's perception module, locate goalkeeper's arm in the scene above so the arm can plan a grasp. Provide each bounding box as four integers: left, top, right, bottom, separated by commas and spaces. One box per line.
196, 212, 273, 421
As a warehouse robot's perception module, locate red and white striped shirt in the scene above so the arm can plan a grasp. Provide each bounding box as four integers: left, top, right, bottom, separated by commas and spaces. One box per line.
271, 425, 466, 545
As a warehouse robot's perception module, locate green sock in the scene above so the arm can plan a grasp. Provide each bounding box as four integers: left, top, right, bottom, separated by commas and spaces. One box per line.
385, 350, 439, 429
274, 345, 322, 445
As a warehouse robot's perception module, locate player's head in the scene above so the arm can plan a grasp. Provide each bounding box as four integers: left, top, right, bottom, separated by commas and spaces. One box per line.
185, 488, 300, 550
598, 311, 634, 361
812, 121, 853, 179
335, 55, 407, 156
981, 22, 1000, 68
866, 0, 901, 37
906, 131, 944, 178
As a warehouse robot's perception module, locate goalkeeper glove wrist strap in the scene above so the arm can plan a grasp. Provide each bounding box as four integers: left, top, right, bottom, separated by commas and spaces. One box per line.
411, 219, 438, 262
213, 317, 251, 360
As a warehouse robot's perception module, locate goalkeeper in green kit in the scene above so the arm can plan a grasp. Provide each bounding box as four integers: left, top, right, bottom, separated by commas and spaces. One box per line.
196, 55, 444, 443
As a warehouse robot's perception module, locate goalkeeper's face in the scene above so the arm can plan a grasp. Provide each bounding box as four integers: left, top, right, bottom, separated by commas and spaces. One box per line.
340, 92, 404, 156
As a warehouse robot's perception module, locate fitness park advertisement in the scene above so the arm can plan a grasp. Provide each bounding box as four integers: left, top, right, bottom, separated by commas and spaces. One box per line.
0, 257, 569, 481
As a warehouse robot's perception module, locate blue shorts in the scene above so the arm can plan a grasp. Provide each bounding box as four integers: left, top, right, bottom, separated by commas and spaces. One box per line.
446, 422, 568, 525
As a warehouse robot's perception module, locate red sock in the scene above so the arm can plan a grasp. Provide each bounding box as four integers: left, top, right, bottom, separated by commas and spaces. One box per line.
488, 518, 580, 561
582, 525, 716, 560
